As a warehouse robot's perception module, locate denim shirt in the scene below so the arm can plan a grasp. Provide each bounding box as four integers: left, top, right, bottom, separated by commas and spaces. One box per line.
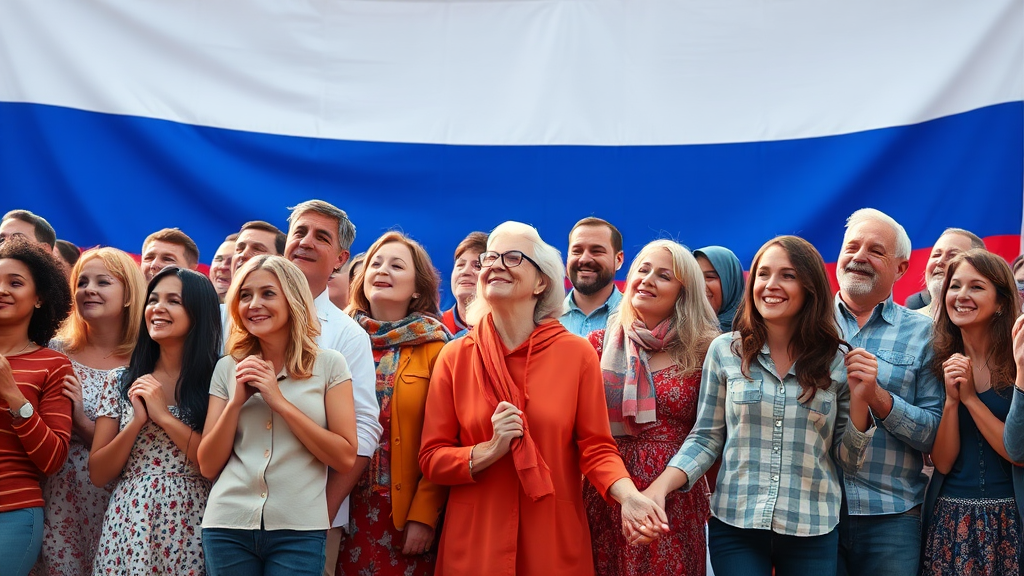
559, 286, 622, 338
834, 294, 944, 515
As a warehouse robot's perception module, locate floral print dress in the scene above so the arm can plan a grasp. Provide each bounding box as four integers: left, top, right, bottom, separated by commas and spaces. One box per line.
583, 330, 711, 576
92, 369, 211, 576
34, 344, 116, 576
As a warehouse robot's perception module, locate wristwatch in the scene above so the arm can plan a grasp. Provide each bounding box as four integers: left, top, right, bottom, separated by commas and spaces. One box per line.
9, 401, 33, 421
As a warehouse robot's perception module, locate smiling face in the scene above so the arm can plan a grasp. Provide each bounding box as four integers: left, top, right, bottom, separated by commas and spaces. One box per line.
945, 261, 999, 331
628, 247, 683, 328
364, 241, 417, 321
208, 240, 235, 299
0, 258, 40, 330
285, 211, 346, 297
567, 225, 621, 296
480, 235, 547, 308
140, 240, 189, 282
926, 233, 974, 300
451, 249, 483, 306
753, 244, 806, 328
75, 258, 126, 325
237, 268, 291, 342
234, 229, 280, 273
836, 219, 907, 304
697, 255, 723, 313
144, 275, 190, 344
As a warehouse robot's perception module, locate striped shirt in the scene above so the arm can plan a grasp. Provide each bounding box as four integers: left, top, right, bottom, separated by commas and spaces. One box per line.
834, 294, 943, 515
1, 347, 73, 512
668, 333, 874, 536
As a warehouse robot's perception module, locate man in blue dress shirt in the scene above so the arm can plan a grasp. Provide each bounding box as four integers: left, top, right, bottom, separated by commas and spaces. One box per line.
559, 216, 624, 337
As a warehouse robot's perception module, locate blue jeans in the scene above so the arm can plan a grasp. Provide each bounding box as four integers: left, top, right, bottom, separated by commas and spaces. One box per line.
0, 507, 43, 576
837, 503, 922, 576
202, 527, 327, 576
707, 517, 839, 576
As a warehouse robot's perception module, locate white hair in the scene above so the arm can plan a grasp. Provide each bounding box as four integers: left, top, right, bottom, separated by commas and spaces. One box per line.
844, 208, 912, 260
466, 221, 566, 326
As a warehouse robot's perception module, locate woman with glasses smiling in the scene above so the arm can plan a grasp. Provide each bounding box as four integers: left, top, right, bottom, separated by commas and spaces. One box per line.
419, 221, 668, 576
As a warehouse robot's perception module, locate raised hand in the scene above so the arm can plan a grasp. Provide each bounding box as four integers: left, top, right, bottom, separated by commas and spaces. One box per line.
236, 356, 286, 412
844, 348, 878, 403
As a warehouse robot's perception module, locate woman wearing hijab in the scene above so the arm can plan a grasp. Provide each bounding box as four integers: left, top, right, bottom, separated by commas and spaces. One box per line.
419, 221, 668, 576
694, 246, 745, 333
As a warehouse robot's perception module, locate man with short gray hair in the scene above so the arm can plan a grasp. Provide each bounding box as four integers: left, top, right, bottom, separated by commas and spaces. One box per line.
905, 227, 985, 314
284, 199, 381, 576
833, 208, 943, 576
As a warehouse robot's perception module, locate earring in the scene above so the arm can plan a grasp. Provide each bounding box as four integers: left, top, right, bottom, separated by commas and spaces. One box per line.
34, 302, 41, 309
996, 309, 1004, 316
412, 293, 420, 299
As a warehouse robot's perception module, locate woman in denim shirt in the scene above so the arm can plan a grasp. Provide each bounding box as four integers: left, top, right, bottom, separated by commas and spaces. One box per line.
642, 236, 875, 576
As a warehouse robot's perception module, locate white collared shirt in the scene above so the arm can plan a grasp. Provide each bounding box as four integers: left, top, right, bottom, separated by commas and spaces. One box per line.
312, 290, 382, 528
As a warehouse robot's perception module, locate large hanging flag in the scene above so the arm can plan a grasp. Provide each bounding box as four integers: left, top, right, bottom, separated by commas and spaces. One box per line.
1, 0, 1021, 304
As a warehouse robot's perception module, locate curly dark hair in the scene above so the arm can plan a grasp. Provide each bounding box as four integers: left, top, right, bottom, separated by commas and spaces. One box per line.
0, 239, 73, 345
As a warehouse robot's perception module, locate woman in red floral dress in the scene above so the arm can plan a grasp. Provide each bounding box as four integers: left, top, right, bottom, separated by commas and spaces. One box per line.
583, 239, 721, 576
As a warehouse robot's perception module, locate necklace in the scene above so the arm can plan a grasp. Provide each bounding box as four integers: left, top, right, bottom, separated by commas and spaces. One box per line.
0, 341, 33, 357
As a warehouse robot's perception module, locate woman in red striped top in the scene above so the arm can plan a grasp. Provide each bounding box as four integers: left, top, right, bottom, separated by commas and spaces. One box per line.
0, 239, 74, 576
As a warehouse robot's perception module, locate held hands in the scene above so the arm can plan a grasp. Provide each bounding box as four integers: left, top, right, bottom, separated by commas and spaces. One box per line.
128, 374, 170, 426
401, 520, 435, 556
844, 348, 878, 403
235, 356, 286, 412
943, 354, 977, 405
620, 489, 670, 546
486, 401, 524, 458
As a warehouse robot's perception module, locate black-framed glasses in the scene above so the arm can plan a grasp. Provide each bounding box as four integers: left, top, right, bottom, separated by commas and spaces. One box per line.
479, 250, 542, 270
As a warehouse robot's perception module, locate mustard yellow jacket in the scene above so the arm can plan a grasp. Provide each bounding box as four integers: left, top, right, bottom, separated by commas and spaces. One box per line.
390, 340, 448, 529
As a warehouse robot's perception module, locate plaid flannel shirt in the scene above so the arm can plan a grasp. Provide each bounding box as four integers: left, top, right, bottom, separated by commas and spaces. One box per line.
834, 294, 943, 515
668, 333, 874, 536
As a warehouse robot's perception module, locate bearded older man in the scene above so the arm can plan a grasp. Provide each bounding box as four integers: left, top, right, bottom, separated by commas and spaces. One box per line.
832, 208, 943, 576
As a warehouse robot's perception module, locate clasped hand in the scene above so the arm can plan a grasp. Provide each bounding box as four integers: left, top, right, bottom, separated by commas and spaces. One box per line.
234, 356, 285, 410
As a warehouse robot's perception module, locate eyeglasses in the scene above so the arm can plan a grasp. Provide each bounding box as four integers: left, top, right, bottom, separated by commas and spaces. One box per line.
479, 250, 542, 270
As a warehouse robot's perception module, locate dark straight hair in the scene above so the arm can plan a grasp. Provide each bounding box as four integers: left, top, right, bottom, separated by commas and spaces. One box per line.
120, 267, 222, 431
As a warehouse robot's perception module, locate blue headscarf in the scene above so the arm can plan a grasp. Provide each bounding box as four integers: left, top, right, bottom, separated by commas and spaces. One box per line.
694, 246, 744, 333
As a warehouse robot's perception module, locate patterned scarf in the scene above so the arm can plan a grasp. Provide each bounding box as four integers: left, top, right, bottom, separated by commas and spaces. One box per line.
353, 311, 450, 492
601, 314, 675, 436
471, 314, 560, 501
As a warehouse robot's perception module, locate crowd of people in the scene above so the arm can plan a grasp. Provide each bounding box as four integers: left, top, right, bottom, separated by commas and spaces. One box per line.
0, 203, 1022, 576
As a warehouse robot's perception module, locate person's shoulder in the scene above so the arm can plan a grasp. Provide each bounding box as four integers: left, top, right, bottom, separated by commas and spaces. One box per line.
891, 301, 933, 332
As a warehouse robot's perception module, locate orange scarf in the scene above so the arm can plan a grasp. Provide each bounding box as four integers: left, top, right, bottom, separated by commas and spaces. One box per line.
473, 314, 559, 501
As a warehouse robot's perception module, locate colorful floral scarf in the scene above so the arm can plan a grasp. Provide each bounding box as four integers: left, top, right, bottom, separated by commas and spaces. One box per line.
353, 311, 449, 492
601, 314, 675, 436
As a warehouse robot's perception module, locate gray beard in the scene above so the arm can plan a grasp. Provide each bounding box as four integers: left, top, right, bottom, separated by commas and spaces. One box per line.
927, 276, 944, 302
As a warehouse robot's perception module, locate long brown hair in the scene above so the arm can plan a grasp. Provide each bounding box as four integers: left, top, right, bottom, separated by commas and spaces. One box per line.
733, 236, 847, 400
932, 249, 1021, 392
348, 231, 442, 320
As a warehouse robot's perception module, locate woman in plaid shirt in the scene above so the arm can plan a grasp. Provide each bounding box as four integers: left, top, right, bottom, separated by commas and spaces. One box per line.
642, 236, 875, 576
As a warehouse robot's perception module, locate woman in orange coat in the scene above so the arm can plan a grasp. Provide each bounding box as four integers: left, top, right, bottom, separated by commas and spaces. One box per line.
339, 232, 450, 575
419, 221, 668, 576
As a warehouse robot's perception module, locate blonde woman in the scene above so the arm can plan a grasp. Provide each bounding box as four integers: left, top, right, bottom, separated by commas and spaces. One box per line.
584, 240, 721, 576
37, 248, 146, 576
198, 255, 358, 576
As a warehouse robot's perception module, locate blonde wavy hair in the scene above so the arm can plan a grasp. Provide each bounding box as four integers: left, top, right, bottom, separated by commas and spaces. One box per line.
615, 240, 721, 375
224, 255, 321, 379
56, 247, 147, 357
